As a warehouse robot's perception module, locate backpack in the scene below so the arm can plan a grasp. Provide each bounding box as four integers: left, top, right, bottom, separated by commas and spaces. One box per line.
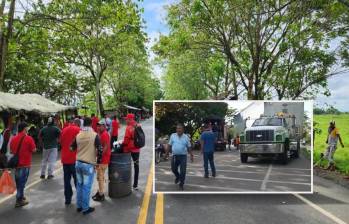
134, 125, 145, 148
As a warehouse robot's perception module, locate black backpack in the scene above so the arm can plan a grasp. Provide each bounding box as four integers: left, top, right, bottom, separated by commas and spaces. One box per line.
134, 125, 145, 148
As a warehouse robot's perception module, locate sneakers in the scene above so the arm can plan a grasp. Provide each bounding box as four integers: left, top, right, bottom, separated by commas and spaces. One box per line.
174, 177, 180, 184
47, 175, 54, 179
92, 192, 105, 202
15, 198, 29, 208
40, 175, 45, 179
76, 208, 82, 213
133, 186, 139, 191
83, 207, 95, 215
179, 184, 184, 191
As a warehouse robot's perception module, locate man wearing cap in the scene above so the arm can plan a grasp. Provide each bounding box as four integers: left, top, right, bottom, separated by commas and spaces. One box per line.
123, 113, 141, 190
10, 122, 36, 207
71, 117, 102, 215
60, 118, 81, 205
92, 119, 111, 202
39, 117, 61, 179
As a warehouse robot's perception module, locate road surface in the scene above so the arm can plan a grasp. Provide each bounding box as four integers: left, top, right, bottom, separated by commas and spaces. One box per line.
155, 148, 311, 192
0, 120, 348, 224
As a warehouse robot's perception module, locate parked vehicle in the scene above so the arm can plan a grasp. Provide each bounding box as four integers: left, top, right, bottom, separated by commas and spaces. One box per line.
239, 102, 304, 164
203, 116, 228, 151
155, 136, 169, 164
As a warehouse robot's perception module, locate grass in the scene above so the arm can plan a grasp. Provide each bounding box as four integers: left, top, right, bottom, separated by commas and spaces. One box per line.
314, 114, 349, 175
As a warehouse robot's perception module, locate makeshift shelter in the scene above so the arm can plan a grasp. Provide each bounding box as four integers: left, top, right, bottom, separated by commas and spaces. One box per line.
0, 92, 76, 114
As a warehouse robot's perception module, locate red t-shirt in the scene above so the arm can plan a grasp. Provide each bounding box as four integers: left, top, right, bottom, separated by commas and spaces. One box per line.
10, 132, 36, 168
111, 119, 119, 137
60, 124, 80, 164
92, 116, 99, 132
99, 130, 111, 164
123, 120, 140, 153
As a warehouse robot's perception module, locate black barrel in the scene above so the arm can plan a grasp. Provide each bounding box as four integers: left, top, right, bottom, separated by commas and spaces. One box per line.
108, 152, 132, 198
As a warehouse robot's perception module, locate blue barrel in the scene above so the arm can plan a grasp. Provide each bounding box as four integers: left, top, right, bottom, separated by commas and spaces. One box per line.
108, 152, 132, 198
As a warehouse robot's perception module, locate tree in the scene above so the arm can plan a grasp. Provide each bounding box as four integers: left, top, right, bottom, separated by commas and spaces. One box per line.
154, 0, 349, 100
30, 0, 146, 116
155, 102, 229, 138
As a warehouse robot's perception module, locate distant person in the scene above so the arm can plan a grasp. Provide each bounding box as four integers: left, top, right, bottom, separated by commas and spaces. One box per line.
318, 121, 344, 171
110, 115, 119, 148
105, 114, 112, 134
71, 117, 102, 215
39, 117, 61, 179
10, 122, 36, 207
54, 114, 63, 130
92, 119, 111, 202
200, 123, 217, 178
123, 113, 141, 190
167, 123, 193, 191
91, 113, 99, 132
60, 118, 81, 205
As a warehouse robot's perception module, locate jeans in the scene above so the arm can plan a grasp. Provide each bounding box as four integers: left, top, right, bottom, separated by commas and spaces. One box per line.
15, 167, 30, 200
41, 148, 58, 176
75, 161, 95, 212
203, 151, 216, 177
63, 164, 77, 203
131, 152, 139, 188
171, 155, 187, 186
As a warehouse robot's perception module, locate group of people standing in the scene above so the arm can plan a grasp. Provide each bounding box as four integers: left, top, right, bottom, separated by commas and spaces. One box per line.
167, 122, 217, 190
0, 112, 141, 215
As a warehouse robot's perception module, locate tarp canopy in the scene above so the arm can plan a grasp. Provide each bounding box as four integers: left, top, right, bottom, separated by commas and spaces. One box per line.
0, 92, 76, 115
123, 104, 141, 111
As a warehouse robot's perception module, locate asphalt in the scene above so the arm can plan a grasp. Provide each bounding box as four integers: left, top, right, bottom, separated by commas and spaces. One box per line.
1, 119, 348, 224
155, 148, 311, 192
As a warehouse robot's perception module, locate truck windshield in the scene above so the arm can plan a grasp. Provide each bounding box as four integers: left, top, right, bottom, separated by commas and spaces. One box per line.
252, 118, 282, 126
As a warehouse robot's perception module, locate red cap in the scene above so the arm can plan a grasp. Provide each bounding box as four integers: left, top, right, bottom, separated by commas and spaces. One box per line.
124, 113, 135, 120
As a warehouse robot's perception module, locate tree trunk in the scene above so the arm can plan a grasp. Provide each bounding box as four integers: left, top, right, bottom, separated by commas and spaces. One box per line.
95, 81, 101, 117
0, 0, 15, 91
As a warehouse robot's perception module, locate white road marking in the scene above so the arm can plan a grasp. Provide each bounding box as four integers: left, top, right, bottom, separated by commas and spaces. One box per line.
293, 194, 348, 224
261, 164, 272, 190
0, 165, 63, 205
155, 181, 246, 192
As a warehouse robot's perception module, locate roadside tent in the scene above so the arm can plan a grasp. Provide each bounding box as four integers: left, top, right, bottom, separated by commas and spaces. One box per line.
0, 92, 76, 115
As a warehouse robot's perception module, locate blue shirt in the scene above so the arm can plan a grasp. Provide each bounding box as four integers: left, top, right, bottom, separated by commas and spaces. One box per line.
200, 130, 216, 153
169, 133, 191, 155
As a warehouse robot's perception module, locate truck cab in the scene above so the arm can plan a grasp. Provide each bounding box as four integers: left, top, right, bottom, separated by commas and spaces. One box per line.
239, 114, 301, 164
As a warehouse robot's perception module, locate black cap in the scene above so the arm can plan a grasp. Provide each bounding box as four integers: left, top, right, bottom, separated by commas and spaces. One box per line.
18, 122, 28, 132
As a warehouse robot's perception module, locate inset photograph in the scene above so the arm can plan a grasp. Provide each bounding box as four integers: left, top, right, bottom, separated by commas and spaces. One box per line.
154, 101, 313, 193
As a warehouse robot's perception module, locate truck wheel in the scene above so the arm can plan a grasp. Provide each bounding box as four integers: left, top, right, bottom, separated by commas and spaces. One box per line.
281, 140, 289, 165
241, 153, 248, 163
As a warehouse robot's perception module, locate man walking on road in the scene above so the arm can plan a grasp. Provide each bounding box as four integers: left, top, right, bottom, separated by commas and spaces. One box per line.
110, 115, 119, 148
71, 117, 102, 215
10, 122, 36, 207
200, 123, 216, 178
39, 117, 61, 179
123, 113, 141, 190
60, 118, 81, 205
167, 123, 193, 191
317, 121, 344, 171
92, 119, 111, 202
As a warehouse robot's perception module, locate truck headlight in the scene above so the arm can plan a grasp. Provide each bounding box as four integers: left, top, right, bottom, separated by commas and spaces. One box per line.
276, 135, 282, 142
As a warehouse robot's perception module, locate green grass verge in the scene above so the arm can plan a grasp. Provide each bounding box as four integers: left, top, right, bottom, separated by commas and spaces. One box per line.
314, 114, 349, 175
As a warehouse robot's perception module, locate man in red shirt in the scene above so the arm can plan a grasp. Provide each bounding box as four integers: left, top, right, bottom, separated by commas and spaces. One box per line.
92, 119, 111, 202
91, 113, 99, 132
60, 118, 81, 205
110, 115, 119, 148
10, 122, 36, 208
123, 113, 140, 190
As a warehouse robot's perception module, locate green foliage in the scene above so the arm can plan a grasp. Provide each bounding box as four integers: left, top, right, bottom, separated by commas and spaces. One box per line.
155, 102, 229, 138
314, 114, 349, 174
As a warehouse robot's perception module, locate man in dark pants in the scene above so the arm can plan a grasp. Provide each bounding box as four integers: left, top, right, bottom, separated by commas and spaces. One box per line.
60, 118, 81, 205
200, 123, 217, 178
167, 124, 193, 191
123, 113, 141, 190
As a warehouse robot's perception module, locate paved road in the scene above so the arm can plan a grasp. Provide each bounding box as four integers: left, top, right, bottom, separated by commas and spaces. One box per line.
1, 119, 348, 224
0, 119, 154, 224
155, 148, 311, 192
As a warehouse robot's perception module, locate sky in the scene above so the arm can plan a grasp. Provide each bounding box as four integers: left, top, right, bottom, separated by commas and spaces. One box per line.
139, 0, 348, 112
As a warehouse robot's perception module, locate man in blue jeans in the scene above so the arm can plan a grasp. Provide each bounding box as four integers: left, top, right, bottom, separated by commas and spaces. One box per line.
167, 124, 193, 191
200, 122, 217, 178
71, 117, 102, 215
